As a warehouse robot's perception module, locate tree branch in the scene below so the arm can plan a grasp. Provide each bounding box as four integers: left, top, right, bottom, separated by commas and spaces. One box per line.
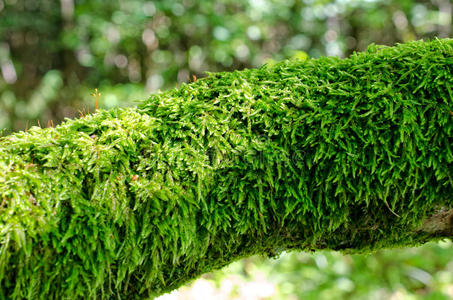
0, 39, 452, 299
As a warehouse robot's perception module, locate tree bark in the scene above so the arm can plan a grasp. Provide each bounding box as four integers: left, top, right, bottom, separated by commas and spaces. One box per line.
0, 39, 452, 299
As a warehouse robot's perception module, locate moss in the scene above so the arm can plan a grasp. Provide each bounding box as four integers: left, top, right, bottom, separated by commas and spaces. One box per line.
0, 39, 452, 299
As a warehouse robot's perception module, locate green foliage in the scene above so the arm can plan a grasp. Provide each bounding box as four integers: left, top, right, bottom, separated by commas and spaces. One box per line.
203, 241, 453, 299
0, 0, 450, 131
0, 39, 452, 299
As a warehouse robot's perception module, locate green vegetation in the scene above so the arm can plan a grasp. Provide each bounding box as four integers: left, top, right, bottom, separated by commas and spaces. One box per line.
0, 39, 452, 299
199, 241, 453, 299
0, 0, 450, 132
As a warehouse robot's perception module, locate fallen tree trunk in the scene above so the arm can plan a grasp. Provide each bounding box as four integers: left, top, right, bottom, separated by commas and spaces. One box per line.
0, 39, 452, 299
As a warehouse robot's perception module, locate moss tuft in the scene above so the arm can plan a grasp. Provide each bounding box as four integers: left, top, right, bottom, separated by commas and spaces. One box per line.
0, 39, 452, 299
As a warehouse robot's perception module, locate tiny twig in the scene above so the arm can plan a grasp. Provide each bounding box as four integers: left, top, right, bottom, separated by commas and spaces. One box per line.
78, 108, 87, 118
384, 199, 400, 218
91, 88, 101, 110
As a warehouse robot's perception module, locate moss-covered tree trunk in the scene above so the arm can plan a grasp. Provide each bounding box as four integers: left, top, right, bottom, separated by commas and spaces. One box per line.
1, 39, 452, 299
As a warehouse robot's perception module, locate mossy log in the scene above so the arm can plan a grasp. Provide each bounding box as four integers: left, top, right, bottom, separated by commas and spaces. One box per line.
1, 39, 452, 299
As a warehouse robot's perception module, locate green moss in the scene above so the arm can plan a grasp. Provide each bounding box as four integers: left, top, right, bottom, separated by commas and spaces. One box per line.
0, 39, 452, 299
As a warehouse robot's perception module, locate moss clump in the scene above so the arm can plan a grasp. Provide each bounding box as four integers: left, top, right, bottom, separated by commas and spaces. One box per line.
0, 39, 452, 299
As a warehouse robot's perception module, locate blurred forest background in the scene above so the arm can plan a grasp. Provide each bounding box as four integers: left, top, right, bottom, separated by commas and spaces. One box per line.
0, 0, 452, 299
